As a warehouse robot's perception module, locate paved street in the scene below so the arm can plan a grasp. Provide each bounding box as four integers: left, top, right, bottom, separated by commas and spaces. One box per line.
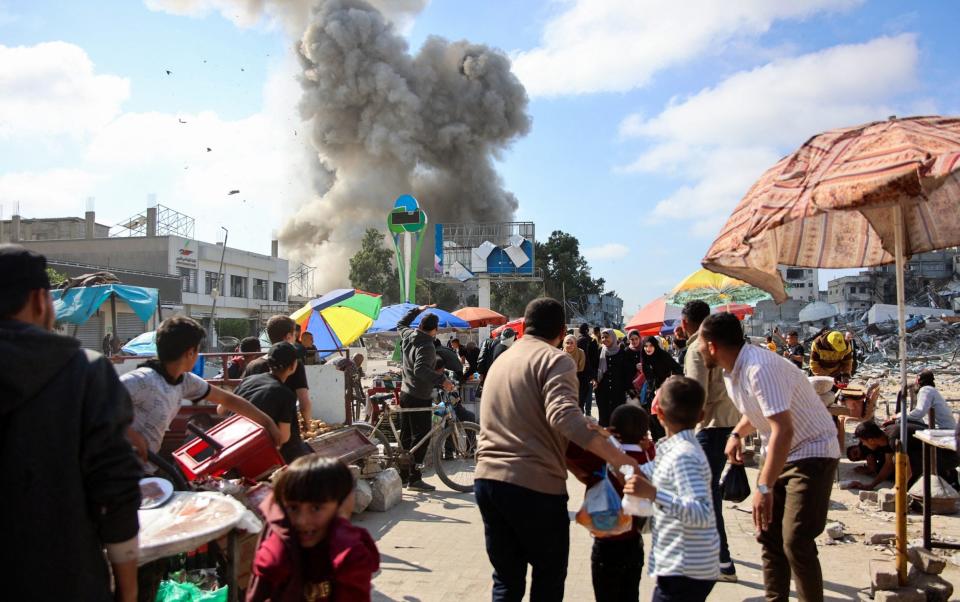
357, 465, 960, 602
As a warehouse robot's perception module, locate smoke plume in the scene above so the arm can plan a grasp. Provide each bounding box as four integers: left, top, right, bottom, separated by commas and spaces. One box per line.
148, 0, 531, 288
278, 0, 531, 286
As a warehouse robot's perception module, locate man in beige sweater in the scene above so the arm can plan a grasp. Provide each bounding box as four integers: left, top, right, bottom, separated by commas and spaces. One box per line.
682, 300, 741, 583
475, 297, 639, 602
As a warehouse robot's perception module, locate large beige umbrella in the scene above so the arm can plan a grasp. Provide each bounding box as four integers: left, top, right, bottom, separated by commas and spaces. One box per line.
702, 115, 960, 584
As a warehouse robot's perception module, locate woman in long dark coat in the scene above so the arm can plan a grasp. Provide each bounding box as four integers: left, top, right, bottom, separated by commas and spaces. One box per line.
640, 335, 682, 440
594, 328, 636, 427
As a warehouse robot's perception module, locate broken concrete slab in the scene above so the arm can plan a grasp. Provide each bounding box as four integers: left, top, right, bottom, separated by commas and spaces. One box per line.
868, 532, 897, 545
907, 546, 946, 575
860, 490, 879, 503
826, 521, 845, 540
872, 587, 927, 602
908, 568, 954, 602
871, 559, 899, 591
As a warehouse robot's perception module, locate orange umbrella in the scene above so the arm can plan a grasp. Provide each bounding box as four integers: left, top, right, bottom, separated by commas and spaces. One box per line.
624, 297, 682, 335
702, 115, 960, 585
452, 307, 508, 328
491, 318, 524, 339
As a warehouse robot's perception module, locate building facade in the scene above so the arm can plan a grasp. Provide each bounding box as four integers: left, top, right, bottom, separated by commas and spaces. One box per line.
778, 266, 820, 302
16, 209, 288, 339
872, 248, 958, 279
826, 271, 895, 315
1, 212, 110, 243
579, 292, 624, 329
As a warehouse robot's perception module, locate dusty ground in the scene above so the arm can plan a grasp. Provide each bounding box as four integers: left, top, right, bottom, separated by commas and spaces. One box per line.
357, 357, 960, 601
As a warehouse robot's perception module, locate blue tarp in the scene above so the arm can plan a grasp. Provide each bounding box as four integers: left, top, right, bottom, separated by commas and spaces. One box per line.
367, 303, 470, 334
52, 284, 159, 324
121, 330, 205, 375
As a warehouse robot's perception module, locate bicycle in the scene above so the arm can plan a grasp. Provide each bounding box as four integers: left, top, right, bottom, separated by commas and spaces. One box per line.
354, 391, 480, 492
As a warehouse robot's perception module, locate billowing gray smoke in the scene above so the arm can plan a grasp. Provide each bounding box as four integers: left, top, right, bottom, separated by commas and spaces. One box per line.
277, 0, 531, 282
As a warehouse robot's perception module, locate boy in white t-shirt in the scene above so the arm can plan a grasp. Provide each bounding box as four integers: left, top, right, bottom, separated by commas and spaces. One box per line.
122, 316, 280, 464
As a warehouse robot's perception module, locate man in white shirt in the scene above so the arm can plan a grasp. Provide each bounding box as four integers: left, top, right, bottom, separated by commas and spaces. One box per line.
698, 312, 839, 602
889, 369, 957, 430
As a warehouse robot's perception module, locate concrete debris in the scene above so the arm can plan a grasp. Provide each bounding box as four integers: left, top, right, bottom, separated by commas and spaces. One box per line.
907, 568, 954, 602
872, 587, 926, 602
368, 467, 402, 512
826, 522, 846, 540
353, 478, 373, 514
907, 546, 946, 575
868, 532, 897, 545
870, 559, 900, 591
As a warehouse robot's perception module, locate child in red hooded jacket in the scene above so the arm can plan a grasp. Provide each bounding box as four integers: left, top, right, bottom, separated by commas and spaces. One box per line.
247, 456, 380, 602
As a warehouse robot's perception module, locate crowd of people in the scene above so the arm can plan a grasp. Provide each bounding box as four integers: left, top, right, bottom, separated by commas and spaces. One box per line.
5, 241, 959, 601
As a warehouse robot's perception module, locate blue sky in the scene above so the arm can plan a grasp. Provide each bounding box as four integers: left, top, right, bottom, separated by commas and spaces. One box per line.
2, 0, 959, 317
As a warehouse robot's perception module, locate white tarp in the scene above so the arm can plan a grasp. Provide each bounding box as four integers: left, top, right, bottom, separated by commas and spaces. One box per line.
866, 303, 955, 324
471, 241, 496, 272
798, 301, 838, 323
449, 261, 473, 282
505, 245, 529, 267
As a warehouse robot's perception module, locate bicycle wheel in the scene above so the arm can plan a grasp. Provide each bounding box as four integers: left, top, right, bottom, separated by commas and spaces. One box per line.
432, 421, 480, 493
354, 422, 393, 464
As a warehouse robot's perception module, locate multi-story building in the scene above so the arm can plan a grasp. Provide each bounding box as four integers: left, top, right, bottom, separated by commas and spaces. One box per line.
11, 206, 289, 341
1, 212, 110, 243
826, 271, 895, 315
872, 248, 958, 279
778, 266, 819, 302
579, 292, 624, 329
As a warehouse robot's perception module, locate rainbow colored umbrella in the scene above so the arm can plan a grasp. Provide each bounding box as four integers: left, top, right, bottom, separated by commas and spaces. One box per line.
290, 290, 382, 356
667, 268, 771, 307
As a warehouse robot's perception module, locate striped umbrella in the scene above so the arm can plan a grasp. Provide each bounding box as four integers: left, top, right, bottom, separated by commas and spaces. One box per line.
701, 115, 960, 583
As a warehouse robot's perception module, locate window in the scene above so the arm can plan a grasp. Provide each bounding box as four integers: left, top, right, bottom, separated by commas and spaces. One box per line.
785, 268, 805, 280
273, 282, 287, 302
252, 278, 268, 300
230, 275, 247, 298
179, 267, 198, 293
204, 271, 222, 295
860, 286, 868, 294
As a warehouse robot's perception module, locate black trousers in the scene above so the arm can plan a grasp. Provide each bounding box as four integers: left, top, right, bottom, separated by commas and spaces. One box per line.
696, 427, 733, 565
652, 575, 715, 602
591, 537, 643, 602
399, 393, 432, 481
475, 479, 569, 601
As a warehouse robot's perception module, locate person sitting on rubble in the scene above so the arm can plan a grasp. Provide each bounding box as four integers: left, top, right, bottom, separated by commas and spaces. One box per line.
849, 419, 959, 491
886, 369, 957, 431
809, 330, 854, 382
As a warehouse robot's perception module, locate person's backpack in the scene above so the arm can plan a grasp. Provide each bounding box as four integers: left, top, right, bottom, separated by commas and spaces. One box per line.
476, 337, 499, 376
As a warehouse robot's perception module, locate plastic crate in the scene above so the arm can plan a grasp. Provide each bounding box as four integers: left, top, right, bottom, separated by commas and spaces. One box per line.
172, 415, 284, 481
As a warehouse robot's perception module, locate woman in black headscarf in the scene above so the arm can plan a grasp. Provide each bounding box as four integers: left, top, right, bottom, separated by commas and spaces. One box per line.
640, 335, 682, 440
594, 328, 636, 427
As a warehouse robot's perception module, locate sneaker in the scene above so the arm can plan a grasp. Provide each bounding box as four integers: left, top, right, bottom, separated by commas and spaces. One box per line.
407, 479, 436, 492
718, 563, 738, 583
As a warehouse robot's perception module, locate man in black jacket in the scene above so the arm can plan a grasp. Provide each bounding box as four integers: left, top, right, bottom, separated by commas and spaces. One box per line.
0, 245, 142, 601
576, 323, 599, 414
398, 304, 455, 491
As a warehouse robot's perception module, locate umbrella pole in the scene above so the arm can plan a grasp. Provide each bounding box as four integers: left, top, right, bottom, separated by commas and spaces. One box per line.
893, 204, 909, 585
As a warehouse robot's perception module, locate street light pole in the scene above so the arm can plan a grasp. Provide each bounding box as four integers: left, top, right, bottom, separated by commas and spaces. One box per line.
209, 227, 228, 349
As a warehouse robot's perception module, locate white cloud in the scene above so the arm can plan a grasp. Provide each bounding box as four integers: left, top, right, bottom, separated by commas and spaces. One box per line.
513, 0, 861, 96
584, 242, 630, 261
0, 168, 104, 215
618, 34, 924, 237
0, 42, 129, 138
144, 0, 428, 35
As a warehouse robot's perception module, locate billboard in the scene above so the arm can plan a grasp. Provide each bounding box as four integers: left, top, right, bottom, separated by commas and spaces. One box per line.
434, 222, 536, 282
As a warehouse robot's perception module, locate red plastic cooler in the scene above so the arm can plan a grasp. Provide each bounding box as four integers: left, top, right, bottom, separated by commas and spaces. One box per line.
172, 415, 284, 481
